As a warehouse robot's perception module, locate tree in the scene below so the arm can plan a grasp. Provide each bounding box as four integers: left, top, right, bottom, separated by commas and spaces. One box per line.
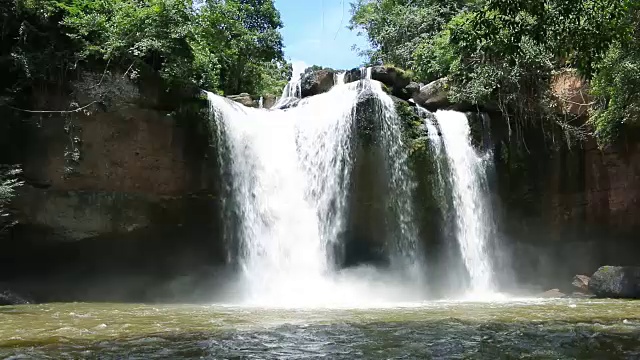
349, 0, 466, 69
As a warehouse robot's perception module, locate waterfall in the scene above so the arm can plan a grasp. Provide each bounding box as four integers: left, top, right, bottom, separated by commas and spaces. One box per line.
207, 73, 425, 306
271, 62, 305, 109
434, 110, 496, 295
372, 84, 422, 274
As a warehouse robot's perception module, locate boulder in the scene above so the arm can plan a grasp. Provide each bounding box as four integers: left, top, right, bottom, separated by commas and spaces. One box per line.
344, 68, 363, 84
301, 69, 336, 98
572, 274, 591, 293
413, 78, 451, 110
589, 266, 640, 298
370, 66, 411, 90
227, 93, 258, 108
393, 81, 421, 101
262, 94, 277, 109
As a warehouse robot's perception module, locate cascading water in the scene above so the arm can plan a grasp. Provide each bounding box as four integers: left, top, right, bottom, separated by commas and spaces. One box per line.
271, 63, 305, 109
207, 72, 425, 306
373, 85, 422, 274
434, 110, 497, 296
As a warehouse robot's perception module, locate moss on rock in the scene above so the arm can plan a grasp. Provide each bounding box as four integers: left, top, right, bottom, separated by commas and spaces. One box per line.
394, 99, 427, 158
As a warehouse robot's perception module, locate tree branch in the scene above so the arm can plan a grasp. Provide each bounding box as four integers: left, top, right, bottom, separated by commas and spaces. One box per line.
6, 101, 98, 114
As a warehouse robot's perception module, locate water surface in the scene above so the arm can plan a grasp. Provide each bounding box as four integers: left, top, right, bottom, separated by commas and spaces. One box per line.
2, 299, 640, 359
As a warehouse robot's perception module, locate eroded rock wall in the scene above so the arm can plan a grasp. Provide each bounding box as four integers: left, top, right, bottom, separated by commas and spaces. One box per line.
0, 72, 224, 302
489, 116, 640, 292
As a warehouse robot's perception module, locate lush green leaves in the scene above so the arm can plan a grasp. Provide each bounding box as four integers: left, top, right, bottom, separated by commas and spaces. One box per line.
351, 0, 640, 146
349, 0, 466, 69
591, 36, 640, 144
1, 0, 287, 102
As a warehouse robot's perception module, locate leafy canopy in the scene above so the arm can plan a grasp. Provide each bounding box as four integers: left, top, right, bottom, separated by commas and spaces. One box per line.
350, 0, 640, 146
1, 0, 289, 100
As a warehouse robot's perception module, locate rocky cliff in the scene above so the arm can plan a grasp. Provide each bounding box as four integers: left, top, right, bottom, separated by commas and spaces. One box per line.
0, 72, 224, 302
2, 66, 640, 302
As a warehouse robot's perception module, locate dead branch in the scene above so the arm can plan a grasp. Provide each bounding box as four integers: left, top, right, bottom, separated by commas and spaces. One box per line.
6, 101, 98, 114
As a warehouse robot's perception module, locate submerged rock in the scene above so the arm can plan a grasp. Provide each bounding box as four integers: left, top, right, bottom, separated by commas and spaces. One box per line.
301, 69, 336, 98
540, 288, 566, 298
572, 274, 591, 293
589, 266, 640, 298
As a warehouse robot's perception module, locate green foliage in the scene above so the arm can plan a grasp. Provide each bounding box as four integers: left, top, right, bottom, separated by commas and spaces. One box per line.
591, 42, 640, 144
349, 0, 466, 69
395, 101, 427, 156
0, 166, 23, 233
1, 0, 287, 103
351, 0, 640, 145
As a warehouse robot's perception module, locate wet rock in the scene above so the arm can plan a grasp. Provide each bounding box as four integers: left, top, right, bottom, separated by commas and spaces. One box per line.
540, 289, 566, 298
370, 66, 411, 90
572, 274, 591, 293
413, 78, 451, 110
227, 93, 258, 108
589, 266, 640, 299
262, 94, 277, 109
393, 81, 422, 101
301, 69, 336, 98
344, 68, 362, 84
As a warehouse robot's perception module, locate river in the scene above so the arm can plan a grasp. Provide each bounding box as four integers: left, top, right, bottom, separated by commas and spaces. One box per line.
1, 299, 639, 359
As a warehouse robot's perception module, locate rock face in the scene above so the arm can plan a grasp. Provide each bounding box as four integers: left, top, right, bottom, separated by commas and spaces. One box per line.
551, 69, 592, 116
1, 72, 224, 302
301, 69, 336, 98
589, 266, 640, 298
489, 107, 640, 291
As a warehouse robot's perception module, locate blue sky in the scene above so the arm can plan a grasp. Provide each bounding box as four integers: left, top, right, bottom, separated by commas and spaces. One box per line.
274, 0, 368, 70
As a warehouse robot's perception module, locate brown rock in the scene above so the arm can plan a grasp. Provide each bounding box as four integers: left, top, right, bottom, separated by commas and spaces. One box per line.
551, 69, 593, 117
301, 69, 336, 98
412, 78, 451, 110
227, 93, 258, 108
572, 275, 591, 293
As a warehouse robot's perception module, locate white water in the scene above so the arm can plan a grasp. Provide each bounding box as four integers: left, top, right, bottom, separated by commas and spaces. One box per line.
434, 110, 496, 295
207, 76, 425, 307
374, 85, 422, 274
271, 62, 306, 109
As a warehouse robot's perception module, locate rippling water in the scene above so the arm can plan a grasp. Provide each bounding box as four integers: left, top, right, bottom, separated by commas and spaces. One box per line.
1, 300, 640, 359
